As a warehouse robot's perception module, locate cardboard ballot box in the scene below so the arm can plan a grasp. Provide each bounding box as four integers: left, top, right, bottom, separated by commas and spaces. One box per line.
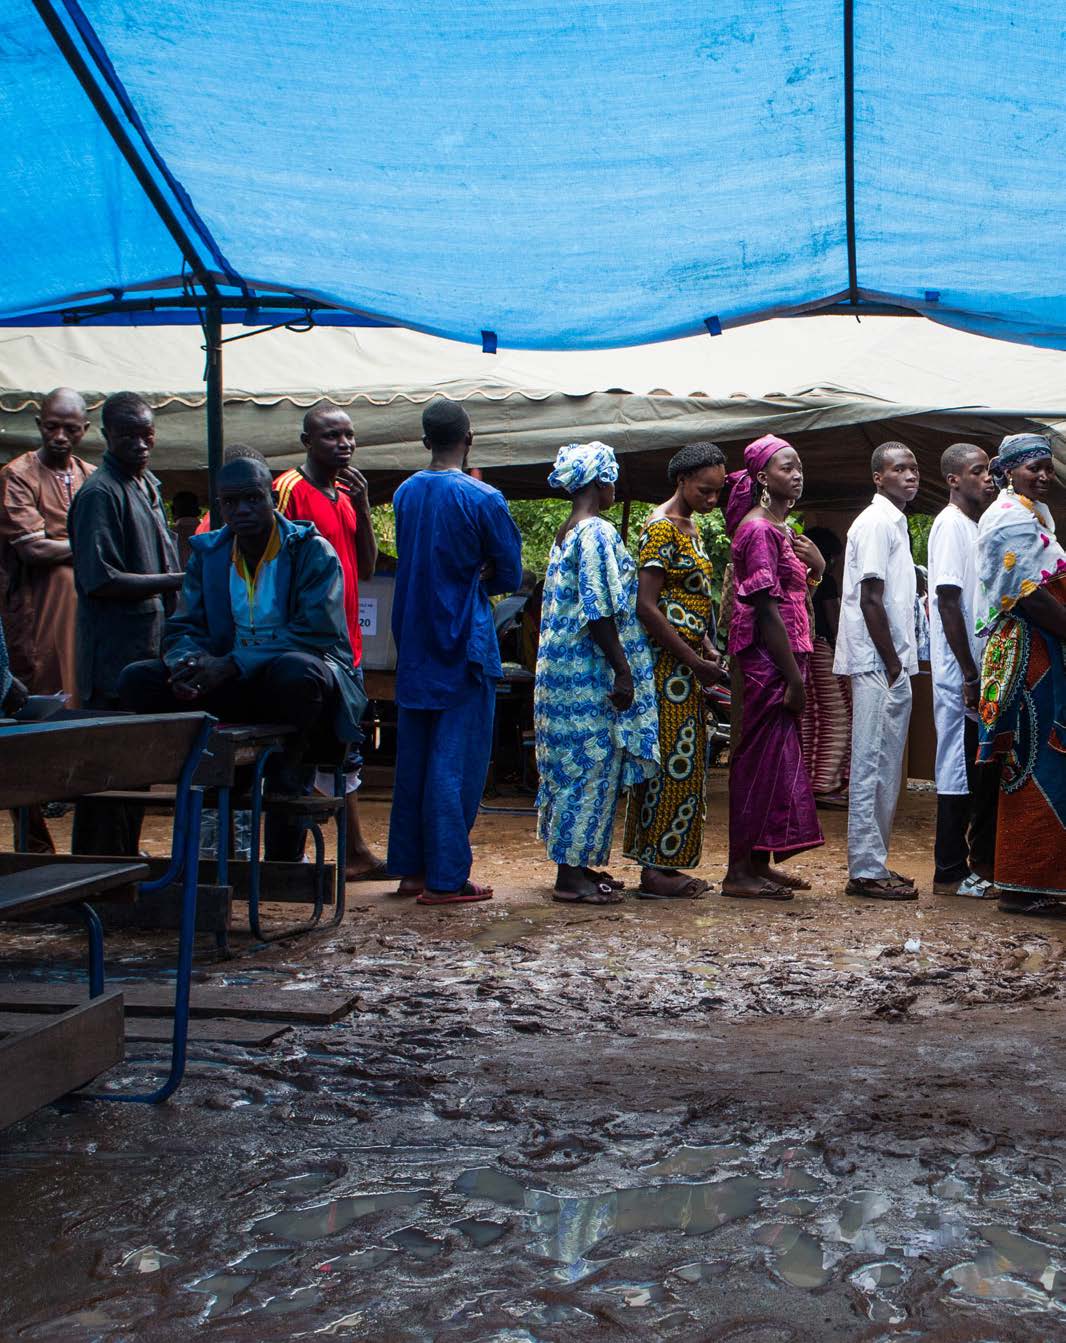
358, 575, 398, 671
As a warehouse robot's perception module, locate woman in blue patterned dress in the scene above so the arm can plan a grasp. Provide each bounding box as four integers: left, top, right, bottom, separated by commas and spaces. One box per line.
534, 442, 660, 903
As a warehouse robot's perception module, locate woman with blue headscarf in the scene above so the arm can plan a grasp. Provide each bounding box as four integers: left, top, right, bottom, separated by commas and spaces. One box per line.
534, 442, 659, 902
976, 433, 1066, 914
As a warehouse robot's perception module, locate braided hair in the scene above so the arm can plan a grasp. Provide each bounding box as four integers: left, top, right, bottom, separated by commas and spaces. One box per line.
667, 440, 726, 485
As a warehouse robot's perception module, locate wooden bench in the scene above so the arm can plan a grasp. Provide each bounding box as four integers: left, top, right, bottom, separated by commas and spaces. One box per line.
0, 712, 214, 1121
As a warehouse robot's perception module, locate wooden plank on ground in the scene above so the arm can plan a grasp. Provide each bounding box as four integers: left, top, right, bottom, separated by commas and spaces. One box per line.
0, 983, 358, 1024
0, 1012, 288, 1046
0, 990, 124, 1130
0, 855, 334, 907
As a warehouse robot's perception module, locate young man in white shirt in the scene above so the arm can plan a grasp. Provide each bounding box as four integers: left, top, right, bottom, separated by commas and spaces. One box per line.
927, 443, 998, 896
833, 443, 920, 899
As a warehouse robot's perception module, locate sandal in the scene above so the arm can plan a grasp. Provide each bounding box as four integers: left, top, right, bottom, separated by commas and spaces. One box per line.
845, 877, 917, 901
552, 881, 624, 905
887, 870, 916, 888
720, 881, 793, 901
998, 893, 1066, 917
348, 860, 393, 883
637, 876, 710, 900
417, 880, 494, 906
587, 869, 626, 891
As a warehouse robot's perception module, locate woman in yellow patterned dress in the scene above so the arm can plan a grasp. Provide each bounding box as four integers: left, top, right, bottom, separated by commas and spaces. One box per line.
624, 443, 728, 897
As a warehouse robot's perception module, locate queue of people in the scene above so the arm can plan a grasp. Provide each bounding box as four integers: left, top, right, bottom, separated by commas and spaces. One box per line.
0, 387, 1062, 916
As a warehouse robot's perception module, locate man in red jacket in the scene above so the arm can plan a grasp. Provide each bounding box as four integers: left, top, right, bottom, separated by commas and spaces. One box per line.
275, 406, 385, 880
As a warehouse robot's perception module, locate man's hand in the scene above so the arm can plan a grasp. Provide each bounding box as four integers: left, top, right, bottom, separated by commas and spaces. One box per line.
691, 656, 724, 690
480, 559, 497, 585
338, 466, 370, 510
170, 653, 236, 700
963, 678, 980, 712
884, 657, 903, 687
609, 670, 635, 711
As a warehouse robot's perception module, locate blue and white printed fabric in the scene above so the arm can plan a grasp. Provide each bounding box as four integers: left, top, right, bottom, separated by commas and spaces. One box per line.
534, 517, 659, 867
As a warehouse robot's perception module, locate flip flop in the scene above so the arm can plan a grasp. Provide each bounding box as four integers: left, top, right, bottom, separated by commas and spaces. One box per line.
887, 870, 916, 888
720, 882, 793, 901
348, 861, 393, 883
766, 871, 811, 891
552, 882, 624, 905
998, 894, 1066, 917
417, 881, 494, 906
587, 869, 626, 890
388, 883, 423, 899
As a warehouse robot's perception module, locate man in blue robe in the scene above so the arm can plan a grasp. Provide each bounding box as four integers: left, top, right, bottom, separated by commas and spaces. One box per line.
387, 398, 523, 905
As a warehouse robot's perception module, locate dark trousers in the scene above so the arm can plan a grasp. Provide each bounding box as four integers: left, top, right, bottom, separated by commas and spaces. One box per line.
71, 691, 146, 857
934, 716, 1000, 883
117, 653, 338, 861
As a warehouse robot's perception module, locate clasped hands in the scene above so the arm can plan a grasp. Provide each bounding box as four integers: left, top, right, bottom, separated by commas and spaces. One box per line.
169, 652, 238, 701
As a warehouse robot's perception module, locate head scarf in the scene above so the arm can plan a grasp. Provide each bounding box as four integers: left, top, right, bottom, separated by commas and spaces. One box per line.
723, 434, 793, 536
548, 441, 620, 494
988, 433, 1053, 489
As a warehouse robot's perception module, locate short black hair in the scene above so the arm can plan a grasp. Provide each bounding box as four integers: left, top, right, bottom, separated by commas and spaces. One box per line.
422, 396, 470, 448
225, 442, 267, 465
101, 391, 151, 434
871, 440, 912, 475
940, 441, 982, 481
302, 404, 350, 434
667, 440, 726, 485
218, 457, 273, 492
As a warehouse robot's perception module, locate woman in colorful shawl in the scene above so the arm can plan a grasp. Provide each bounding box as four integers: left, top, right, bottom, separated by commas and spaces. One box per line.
535, 442, 659, 903
722, 436, 825, 900
623, 442, 727, 897
975, 434, 1066, 915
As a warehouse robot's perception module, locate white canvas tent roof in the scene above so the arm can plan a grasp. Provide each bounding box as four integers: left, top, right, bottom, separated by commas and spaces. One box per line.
1, 316, 1064, 511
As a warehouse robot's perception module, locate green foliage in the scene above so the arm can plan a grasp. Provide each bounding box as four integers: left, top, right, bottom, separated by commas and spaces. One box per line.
908, 512, 935, 567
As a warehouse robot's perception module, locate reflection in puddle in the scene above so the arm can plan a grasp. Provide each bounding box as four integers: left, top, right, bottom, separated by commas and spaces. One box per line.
754, 1224, 831, 1288
252, 1189, 431, 1241
454, 1164, 764, 1280
641, 1144, 747, 1177
453, 1216, 510, 1247
118, 1245, 179, 1274
188, 1271, 255, 1317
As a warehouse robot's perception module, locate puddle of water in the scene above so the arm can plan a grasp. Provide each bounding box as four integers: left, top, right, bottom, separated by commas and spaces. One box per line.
980, 1226, 1053, 1279
453, 1216, 510, 1247
232, 1248, 292, 1271
598, 1282, 671, 1308
316, 1247, 398, 1272
188, 1271, 256, 1317
262, 1285, 322, 1315
252, 1189, 430, 1241
454, 1164, 765, 1280
641, 1144, 747, 1177
754, 1223, 832, 1288
672, 1259, 731, 1283
387, 1225, 443, 1261
944, 1261, 1060, 1309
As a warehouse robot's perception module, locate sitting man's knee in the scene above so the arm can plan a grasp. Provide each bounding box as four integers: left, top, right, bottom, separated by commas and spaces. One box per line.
268, 652, 330, 697
117, 658, 170, 710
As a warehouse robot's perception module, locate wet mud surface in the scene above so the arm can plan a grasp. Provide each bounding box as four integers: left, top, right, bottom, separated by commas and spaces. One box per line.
3, 782, 1066, 1340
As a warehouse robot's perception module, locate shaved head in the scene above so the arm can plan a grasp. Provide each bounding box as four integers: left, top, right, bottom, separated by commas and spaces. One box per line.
422, 397, 470, 448
40, 387, 86, 419
36, 386, 90, 462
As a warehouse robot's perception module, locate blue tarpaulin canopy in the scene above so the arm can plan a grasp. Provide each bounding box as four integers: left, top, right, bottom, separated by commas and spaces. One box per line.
5, 0, 1066, 350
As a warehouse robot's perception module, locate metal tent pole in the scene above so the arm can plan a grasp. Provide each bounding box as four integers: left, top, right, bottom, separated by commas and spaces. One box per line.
204, 303, 224, 526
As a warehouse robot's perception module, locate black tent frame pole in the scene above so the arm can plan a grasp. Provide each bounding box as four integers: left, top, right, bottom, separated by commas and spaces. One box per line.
843, 0, 858, 304
204, 303, 224, 527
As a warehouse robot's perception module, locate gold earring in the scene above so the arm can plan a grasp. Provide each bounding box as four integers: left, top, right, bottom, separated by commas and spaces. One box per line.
760, 487, 771, 508
1006, 478, 1015, 495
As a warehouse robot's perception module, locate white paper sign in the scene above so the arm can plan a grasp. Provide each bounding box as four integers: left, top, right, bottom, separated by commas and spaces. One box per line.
358, 597, 378, 637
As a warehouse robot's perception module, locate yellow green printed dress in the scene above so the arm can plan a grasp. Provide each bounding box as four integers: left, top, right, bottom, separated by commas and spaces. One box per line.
623, 518, 714, 870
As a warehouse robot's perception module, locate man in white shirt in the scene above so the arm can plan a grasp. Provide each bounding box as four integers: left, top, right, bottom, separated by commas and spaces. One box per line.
833, 443, 920, 899
927, 443, 997, 896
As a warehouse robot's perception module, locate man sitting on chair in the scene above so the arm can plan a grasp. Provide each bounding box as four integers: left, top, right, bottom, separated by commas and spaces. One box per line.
118, 457, 366, 857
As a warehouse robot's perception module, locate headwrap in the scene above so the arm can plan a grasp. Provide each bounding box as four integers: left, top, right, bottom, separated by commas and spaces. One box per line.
548, 440, 620, 494
723, 434, 792, 536
988, 433, 1053, 488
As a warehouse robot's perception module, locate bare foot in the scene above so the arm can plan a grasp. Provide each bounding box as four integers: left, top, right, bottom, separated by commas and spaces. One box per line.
346, 850, 390, 882
389, 875, 424, 899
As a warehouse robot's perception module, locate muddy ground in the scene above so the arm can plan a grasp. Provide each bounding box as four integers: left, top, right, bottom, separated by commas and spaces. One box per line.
3, 777, 1066, 1341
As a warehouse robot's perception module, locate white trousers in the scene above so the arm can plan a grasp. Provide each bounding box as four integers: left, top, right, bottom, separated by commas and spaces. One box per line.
932, 681, 971, 796
847, 670, 913, 879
